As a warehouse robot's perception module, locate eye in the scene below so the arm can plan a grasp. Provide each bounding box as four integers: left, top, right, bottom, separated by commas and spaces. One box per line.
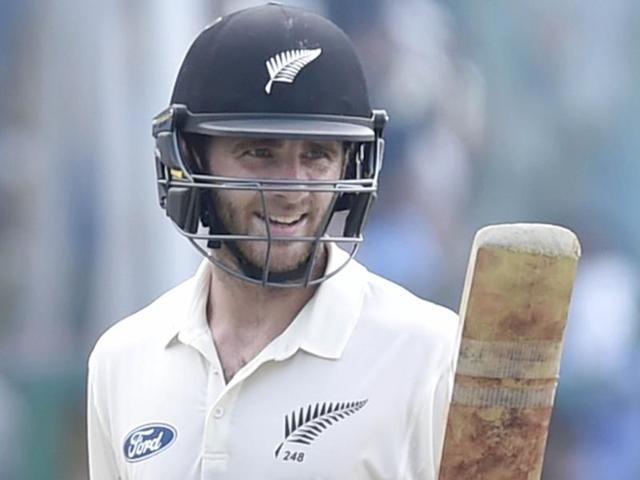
302, 148, 332, 161
243, 147, 273, 159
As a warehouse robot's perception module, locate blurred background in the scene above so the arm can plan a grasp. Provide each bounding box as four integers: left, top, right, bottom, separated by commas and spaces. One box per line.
1, 0, 639, 478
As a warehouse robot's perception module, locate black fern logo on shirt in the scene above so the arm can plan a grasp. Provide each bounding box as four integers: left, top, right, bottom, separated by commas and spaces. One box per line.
275, 400, 368, 458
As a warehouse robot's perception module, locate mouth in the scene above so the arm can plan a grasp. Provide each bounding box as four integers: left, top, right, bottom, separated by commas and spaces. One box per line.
255, 213, 308, 234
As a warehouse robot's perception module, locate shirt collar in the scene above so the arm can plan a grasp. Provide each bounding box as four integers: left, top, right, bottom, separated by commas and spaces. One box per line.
163, 259, 211, 349
256, 243, 366, 362
163, 243, 366, 360
290, 243, 366, 360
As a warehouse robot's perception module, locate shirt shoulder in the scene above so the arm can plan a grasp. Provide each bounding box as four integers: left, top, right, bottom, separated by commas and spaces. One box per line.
88, 277, 194, 365
358, 267, 460, 358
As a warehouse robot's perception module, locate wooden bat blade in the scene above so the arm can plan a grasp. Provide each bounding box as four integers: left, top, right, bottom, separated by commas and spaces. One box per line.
438, 223, 581, 480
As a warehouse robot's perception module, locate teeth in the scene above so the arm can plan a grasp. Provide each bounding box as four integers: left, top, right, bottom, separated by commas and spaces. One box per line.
269, 214, 302, 224
261, 214, 303, 225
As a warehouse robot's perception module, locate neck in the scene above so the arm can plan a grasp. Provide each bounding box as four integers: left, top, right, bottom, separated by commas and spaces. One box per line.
206, 245, 327, 348
208, 266, 320, 332
206, 246, 327, 382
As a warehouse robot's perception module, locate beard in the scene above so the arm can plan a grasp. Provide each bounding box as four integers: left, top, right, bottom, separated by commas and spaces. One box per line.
209, 191, 327, 278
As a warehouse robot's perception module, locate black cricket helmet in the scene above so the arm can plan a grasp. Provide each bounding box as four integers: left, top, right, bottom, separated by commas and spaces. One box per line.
152, 3, 388, 287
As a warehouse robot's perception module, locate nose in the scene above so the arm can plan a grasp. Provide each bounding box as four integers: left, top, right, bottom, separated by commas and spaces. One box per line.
268, 152, 308, 181
263, 146, 311, 203
269, 168, 309, 204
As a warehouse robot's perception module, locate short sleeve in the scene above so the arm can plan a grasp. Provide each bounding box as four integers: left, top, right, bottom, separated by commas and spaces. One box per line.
87, 353, 121, 480
400, 351, 455, 479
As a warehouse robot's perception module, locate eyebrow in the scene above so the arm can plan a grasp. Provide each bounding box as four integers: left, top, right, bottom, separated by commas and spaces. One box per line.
230, 138, 342, 155
230, 138, 285, 154
307, 140, 340, 155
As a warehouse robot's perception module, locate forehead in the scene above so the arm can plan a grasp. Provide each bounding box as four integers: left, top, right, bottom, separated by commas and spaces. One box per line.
211, 137, 343, 152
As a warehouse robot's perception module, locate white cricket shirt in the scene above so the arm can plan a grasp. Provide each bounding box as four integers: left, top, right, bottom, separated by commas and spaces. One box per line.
87, 244, 459, 479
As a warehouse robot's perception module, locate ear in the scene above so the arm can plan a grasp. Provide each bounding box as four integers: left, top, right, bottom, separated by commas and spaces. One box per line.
341, 142, 355, 178
180, 133, 210, 174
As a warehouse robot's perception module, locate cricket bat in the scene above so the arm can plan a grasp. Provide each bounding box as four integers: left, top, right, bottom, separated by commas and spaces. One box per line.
438, 223, 581, 480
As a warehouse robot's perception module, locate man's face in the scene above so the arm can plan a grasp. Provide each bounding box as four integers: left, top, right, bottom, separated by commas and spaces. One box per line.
203, 137, 345, 273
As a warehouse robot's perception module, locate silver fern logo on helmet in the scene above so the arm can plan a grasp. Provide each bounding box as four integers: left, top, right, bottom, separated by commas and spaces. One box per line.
264, 48, 322, 94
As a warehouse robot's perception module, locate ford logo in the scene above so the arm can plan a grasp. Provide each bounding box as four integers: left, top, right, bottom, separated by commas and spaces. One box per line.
123, 423, 177, 462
